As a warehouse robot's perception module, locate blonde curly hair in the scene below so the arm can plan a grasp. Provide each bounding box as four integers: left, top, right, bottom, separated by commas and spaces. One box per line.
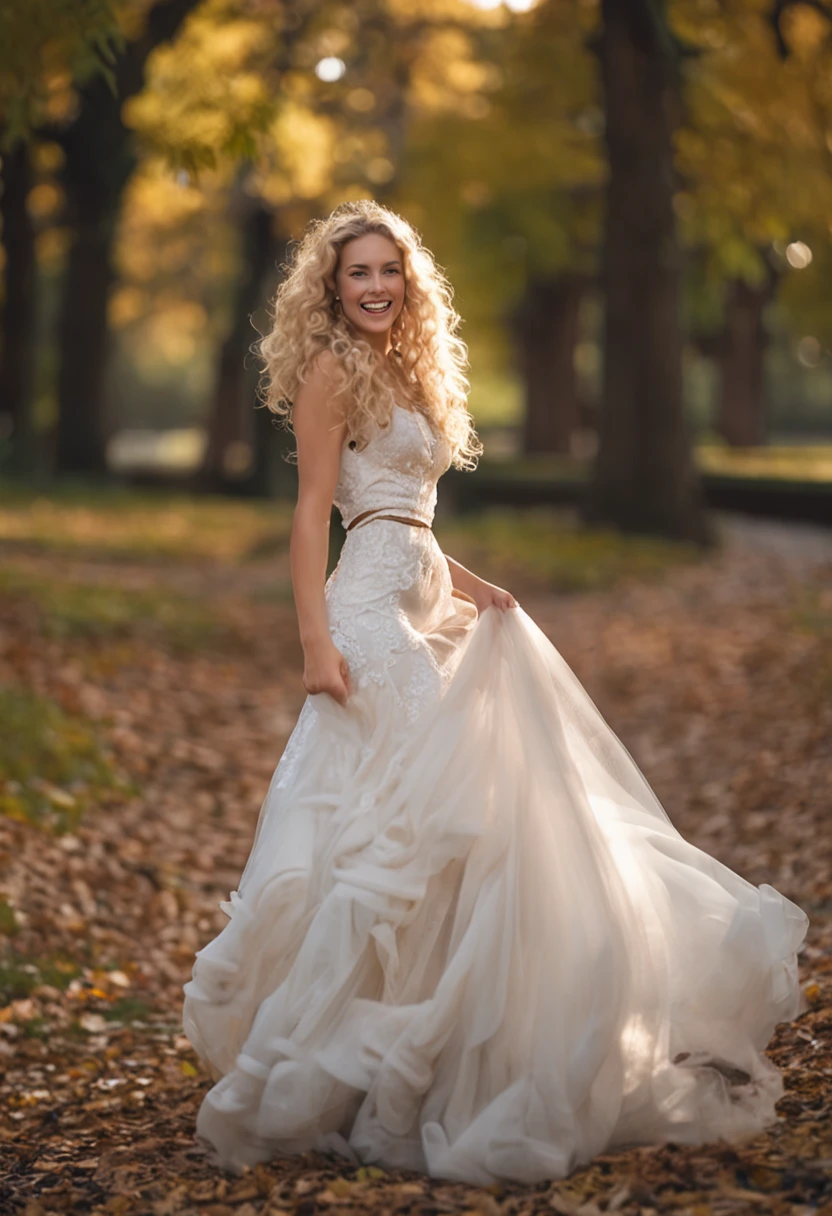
258, 200, 481, 469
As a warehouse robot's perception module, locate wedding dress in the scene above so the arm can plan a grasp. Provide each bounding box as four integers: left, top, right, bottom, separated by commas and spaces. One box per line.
182, 402, 808, 1185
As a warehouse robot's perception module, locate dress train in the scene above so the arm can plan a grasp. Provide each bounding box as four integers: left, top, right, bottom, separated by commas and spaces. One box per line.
183, 605, 807, 1184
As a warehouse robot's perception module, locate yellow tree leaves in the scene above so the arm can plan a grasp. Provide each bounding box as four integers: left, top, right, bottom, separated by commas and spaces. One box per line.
673, 0, 832, 274
1, 494, 830, 1213
0, 0, 121, 143
254, 101, 338, 207
124, 1, 274, 172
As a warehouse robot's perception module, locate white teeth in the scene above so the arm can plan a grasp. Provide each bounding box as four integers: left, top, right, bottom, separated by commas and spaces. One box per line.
361, 301, 391, 312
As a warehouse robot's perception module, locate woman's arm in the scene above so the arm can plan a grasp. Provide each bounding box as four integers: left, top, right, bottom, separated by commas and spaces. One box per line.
291, 352, 352, 705
444, 553, 517, 613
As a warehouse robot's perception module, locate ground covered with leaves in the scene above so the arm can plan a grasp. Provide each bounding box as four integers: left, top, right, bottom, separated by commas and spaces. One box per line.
0, 492, 830, 1216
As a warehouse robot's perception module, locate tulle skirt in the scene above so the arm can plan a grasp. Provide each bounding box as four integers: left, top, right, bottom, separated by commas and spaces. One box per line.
183, 579, 808, 1185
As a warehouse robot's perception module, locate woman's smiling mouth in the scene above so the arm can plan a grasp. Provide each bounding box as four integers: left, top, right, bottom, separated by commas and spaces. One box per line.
360, 300, 392, 314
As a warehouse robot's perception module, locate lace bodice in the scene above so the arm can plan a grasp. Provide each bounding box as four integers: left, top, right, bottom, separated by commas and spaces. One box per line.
333, 404, 452, 530
313, 400, 475, 732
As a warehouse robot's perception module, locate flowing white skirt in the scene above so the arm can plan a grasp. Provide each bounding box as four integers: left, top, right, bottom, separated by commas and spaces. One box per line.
182, 526, 808, 1185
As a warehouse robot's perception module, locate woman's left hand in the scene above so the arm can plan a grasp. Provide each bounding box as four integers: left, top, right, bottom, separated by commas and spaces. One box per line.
471, 579, 518, 614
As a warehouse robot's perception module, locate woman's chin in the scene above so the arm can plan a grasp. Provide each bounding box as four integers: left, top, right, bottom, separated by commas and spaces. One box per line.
344, 306, 403, 341
347, 319, 394, 344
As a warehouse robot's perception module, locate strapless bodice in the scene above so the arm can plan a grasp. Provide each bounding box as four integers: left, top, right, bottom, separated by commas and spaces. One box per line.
333, 404, 452, 530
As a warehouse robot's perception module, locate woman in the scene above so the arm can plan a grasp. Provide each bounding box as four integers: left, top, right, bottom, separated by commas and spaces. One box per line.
183, 200, 808, 1186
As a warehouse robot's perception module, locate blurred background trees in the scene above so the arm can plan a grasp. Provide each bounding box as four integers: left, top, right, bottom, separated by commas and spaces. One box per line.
2, 0, 832, 538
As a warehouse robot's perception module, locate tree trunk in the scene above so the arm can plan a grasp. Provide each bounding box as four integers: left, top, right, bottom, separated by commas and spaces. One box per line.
717, 275, 775, 447
0, 140, 37, 472
247, 233, 299, 499
55, 166, 118, 474
585, 0, 709, 542
52, 0, 201, 476
515, 274, 586, 456
197, 201, 288, 496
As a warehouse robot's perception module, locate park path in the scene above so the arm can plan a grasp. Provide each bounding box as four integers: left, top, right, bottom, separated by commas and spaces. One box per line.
0, 514, 830, 1216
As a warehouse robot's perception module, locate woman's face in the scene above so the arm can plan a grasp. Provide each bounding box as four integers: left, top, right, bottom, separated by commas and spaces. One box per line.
334, 233, 406, 349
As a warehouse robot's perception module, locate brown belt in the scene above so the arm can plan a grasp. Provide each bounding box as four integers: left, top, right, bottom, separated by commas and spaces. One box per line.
346, 507, 431, 533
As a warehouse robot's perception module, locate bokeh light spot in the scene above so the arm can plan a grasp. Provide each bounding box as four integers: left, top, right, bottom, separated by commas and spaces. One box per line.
797, 336, 822, 367
315, 57, 346, 83
786, 240, 813, 269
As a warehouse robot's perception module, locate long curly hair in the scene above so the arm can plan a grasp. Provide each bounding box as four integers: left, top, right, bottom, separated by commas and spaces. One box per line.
258, 200, 481, 468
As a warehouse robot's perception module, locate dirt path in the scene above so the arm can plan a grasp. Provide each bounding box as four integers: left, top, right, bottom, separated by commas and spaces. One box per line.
1, 515, 830, 1216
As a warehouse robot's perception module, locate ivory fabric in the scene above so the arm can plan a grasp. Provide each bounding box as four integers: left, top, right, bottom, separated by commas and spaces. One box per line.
182, 404, 808, 1184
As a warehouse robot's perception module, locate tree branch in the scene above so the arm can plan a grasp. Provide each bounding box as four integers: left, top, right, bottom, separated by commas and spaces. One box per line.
118, 0, 205, 98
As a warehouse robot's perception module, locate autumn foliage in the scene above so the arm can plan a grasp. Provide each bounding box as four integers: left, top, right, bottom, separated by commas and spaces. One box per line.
0, 496, 830, 1213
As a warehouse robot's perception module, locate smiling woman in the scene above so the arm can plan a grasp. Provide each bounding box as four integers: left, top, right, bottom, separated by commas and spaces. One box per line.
257, 200, 481, 465
333, 235, 406, 344
183, 199, 808, 1187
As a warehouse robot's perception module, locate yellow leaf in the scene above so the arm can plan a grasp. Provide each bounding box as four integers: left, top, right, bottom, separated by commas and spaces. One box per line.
326, 1178, 354, 1197
355, 1166, 386, 1181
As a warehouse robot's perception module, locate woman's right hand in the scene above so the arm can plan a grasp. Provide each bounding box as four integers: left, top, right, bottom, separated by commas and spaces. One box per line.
302, 637, 352, 706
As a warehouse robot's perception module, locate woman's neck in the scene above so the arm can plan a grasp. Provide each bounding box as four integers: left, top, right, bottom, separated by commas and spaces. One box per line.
365, 330, 392, 356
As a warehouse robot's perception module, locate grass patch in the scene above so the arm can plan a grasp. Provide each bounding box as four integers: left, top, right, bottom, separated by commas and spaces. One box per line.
0, 684, 126, 831
102, 997, 153, 1023
0, 951, 83, 1003
247, 578, 296, 604
697, 443, 832, 483
460, 444, 832, 487
0, 565, 235, 653
0, 898, 18, 936
436, 509, 702, 593
790, 586, 832, 697
791, 586, 832, 640
19, 1017, 48, 1039
0, 484, 292, 563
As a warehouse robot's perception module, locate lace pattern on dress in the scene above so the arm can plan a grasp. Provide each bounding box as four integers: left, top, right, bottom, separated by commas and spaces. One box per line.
327, 525, 449, 724
333, 404, 449, 531
325, 405, 457, 725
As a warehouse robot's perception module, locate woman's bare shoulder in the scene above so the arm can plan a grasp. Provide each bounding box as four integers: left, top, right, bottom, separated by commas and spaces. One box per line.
295, 350, 349, 429
304, 348, 344, 387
